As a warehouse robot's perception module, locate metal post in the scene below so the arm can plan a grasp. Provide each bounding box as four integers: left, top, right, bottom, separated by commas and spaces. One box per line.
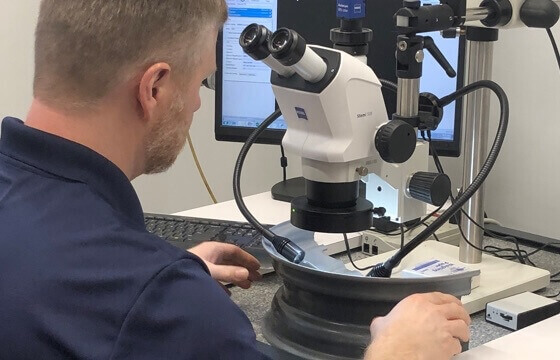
396, 78, 420, 117
459, 34, 495, 263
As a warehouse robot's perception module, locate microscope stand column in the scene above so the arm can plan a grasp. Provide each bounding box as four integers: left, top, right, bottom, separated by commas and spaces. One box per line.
459, 27, 499, 264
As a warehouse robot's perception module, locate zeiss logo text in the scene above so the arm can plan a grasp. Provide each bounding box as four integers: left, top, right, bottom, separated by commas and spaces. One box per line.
295, 107, 308, 120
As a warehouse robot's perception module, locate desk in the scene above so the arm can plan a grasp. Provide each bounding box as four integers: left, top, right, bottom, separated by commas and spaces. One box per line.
180, 195, 560, 357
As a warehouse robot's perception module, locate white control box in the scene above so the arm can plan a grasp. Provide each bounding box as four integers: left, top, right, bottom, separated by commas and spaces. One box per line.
486, 292, 560, 330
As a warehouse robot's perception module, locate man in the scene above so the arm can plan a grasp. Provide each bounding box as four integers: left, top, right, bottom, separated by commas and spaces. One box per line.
0, 1, 470, 359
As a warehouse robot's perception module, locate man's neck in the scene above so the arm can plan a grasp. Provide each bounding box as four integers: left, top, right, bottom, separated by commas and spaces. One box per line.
25, 100, 144, 180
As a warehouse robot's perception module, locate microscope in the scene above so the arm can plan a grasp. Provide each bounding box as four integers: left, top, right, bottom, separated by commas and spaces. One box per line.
239, 2, 452, 238
235, 0, 559, 358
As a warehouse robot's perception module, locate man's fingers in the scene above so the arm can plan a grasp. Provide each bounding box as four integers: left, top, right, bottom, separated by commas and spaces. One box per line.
207, 264, 263, 288
218, 243, 261, 271
438, 302, 471, 325
444, 319, 471, 342
236, 280, 253, 289
369, 316, 385, 339
212, 264, 248, 282
248, 269, 263, 282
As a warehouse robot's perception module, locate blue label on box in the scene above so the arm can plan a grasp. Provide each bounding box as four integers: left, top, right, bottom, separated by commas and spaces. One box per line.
336, 0, 366, 19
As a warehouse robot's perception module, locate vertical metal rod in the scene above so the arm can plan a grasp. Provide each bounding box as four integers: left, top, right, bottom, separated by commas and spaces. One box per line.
396, 78, 420, 117
459, 40, 494, 263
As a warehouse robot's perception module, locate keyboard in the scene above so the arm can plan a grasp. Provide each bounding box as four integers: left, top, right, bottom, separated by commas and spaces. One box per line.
144, 213, 274, 273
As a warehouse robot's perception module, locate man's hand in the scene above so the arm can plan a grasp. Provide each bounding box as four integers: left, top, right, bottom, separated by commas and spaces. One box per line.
365, 292, 471, 360
188, 242, 262, 289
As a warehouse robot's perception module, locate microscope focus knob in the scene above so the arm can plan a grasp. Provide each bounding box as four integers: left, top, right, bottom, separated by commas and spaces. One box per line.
408, 172, 451, 206
375, 120, 416, 163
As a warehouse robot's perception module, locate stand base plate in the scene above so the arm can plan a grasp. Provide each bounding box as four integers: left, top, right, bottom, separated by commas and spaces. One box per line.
353, 241, 551, 314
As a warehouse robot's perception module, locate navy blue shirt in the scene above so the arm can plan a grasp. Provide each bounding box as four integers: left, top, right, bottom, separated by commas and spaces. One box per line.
0, 117, 267, 359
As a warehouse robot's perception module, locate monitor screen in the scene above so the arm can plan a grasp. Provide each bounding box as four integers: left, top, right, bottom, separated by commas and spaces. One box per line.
216, 0, 464, 156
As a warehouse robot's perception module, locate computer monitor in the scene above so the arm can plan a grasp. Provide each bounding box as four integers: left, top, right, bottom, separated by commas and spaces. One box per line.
215, 0, 465, 156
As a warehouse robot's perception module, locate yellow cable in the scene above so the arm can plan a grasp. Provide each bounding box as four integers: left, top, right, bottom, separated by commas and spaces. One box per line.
187, 132, 218, 204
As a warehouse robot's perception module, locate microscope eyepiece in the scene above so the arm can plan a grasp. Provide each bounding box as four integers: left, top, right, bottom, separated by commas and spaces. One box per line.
269, 28, 327, 83
269, 28, 307, 66
239, 23, 271, 61
239, 24, 295, 78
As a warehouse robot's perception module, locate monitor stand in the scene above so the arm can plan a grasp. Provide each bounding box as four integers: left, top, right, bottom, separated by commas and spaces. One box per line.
271, 177, 306, 203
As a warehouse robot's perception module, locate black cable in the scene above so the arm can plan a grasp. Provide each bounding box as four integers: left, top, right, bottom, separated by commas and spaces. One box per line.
523, 241, 560, 257
551, 270, 560, 278
280, 145, 288, 182
233, 109, 305, 263
421, 221, 440, 241
454, 205, 560, 265
428, 131, 534, 264
371, 205, 443, 237
546, 28, 560, 72
454, 210, 534, 264
427, 132, 445, 175
379, 78, 398, 93
545, 291, 560, 298
344, 233, 376, 271
399, 224, 405, 249
369, 80, 509, 277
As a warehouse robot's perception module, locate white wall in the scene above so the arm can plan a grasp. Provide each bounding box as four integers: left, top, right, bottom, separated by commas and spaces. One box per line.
0, 0, 38, 122
0, 0, 302, 215
483, 26, 560, 239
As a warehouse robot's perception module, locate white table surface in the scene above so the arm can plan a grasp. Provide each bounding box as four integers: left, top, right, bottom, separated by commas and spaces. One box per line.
456, 313, 560, 359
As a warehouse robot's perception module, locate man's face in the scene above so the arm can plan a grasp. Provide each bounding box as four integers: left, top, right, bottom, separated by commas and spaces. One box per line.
144, 30, 218, 175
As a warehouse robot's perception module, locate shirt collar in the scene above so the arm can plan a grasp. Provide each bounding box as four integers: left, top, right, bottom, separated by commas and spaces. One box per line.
0, 117, 145, 228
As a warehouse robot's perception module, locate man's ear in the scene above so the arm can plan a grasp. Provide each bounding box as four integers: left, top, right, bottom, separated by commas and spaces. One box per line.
137, 63, 172, 121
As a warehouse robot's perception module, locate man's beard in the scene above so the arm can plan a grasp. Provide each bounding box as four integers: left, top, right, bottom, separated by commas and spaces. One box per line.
144, 94, 188, 174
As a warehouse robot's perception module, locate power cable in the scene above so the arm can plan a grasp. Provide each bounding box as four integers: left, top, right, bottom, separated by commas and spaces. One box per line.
187, 133, 217, 204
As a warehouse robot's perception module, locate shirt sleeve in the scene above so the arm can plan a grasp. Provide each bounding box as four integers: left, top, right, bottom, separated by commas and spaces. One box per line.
110, 258, 270, 360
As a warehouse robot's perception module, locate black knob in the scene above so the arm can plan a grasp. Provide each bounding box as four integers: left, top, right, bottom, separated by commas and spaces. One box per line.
375, 120, 416, 163
408, 172, 451, 206
403, 0, 421, 9
520, 0, 560, 28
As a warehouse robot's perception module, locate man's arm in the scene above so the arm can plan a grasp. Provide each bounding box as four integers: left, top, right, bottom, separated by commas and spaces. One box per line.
110, 258, 268, 360
364, 292, 471, 360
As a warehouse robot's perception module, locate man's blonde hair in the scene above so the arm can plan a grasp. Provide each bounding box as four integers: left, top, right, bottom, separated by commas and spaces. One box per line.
34, 0, 228, 110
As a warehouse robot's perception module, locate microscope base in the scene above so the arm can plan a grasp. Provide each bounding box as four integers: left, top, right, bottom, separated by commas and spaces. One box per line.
353, 241, 551, 314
